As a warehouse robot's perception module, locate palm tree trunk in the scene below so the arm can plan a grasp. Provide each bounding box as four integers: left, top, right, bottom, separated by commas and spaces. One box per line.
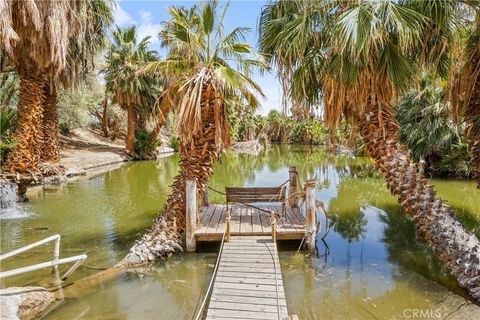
119, 82, 220, 266
357, 108, 480, 301
147, 120, 162, 145
465, 54, 480, 188
101, 94, 110, 138
125, 104, 137, 155
3, 74, 44, 174
137, 113, 146, 131
40, 83, 60, 163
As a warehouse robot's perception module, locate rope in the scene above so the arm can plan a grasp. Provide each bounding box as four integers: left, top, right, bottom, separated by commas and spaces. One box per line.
193, 226, 227, 320
207, 181, 289, 215
264, 237, 281, 320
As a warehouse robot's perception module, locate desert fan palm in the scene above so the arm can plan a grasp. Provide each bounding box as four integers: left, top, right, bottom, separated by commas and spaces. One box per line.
0, 0, 113, 173
260, 0, 480, 301
103, 26, 159, 155
120, 1, 267, 265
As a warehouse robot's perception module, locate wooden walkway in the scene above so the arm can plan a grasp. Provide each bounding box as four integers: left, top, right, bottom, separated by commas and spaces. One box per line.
195, 204, 306, 241
206, 236, 289, 320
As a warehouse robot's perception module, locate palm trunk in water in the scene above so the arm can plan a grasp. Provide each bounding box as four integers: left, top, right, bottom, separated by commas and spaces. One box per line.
3, 74, 44, 173
118, 82, 220, 266
357, 108, 480, 301
125, 104, 137, 155
40, 83, 60, 163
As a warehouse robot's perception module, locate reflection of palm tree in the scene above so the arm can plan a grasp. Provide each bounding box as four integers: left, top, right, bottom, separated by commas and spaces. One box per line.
379, 210, 458, 291
330, 211, 367, 245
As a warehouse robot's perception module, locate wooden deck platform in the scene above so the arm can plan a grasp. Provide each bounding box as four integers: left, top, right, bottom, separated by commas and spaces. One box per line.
206, 236, 288, 320
195, 204, 306, 241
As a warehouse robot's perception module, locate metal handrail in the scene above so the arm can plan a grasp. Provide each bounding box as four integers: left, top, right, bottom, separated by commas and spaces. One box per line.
0, 234, 87, 281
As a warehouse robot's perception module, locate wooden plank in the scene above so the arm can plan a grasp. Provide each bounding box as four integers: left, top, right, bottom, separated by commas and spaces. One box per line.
251, 207, 263, 233
210, 295, 287, 306
216, 271, 282, 280
220, 253, 279, 259
241, 206, 254, 235
214, 282, 283, 292
215, 276, 280, 286
291, 207, 306, 224
200, 205, 216, 228
208, 301, 284, 313
218, 262, 278, 269
206, 308, 280, 320
217, 266, 278, 274
286, 207, 304, 228
225, 187, 285, 193
211, 287, 285, 299
229, 207, 241, 234
208, 204, 224, 233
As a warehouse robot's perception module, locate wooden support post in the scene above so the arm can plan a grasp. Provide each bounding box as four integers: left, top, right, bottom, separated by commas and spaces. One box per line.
305, 179, 317, 251
226, 208, 231, 242
271, 211, 276, 242
289, 166, 298, 208
201, 186, 209, 207
186, 179, 197, 252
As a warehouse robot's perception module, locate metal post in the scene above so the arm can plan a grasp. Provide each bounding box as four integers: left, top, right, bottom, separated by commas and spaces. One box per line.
289, 166, 298, 208
186, 179, 197, 252
0, 234, 61, 261
305, 179, 317, 250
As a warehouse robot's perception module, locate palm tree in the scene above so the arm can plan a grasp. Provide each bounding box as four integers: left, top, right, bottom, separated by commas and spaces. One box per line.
40, 0, 113, 164
103, 26, 159, 155
448, 7, 480, 187
397, 73, 470, 177
0, 0, 113, 173
120, 1, 267, 265
259, 0, 480, 301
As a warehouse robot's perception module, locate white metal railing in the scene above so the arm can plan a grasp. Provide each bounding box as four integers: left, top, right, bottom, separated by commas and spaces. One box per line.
0, 234, 87, 281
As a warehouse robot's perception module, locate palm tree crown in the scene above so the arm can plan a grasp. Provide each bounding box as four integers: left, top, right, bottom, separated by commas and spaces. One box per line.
145, 0, 267, 149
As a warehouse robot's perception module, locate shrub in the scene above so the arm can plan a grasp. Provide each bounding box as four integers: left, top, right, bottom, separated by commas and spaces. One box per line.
169, 135, 180, 152
0, 107, 16, 162
134, 129, 160, 159
290, 119, 327, 144
266, 110, 292, 142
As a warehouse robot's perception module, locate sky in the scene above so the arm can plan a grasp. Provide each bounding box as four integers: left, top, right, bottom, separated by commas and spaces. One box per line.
113, 0, 283, 115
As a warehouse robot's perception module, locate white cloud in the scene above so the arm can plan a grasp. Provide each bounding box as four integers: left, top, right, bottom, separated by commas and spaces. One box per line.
136, 10, 160, 45
139, 10, 152, 22
113, 2, 135, 26
137, 22, 161, 45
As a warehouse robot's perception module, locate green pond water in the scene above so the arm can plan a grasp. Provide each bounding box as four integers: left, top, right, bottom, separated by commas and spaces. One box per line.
1, 145, 480, 319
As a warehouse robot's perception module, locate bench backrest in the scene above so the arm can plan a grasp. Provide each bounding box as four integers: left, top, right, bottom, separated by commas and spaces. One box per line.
225, 187, 286, 204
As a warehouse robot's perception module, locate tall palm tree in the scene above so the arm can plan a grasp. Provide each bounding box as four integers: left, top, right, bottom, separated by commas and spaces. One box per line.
260, 0, 480, 301
40, 0, 113, 164
120, 1, 267, 265
103, 26, 159, 155
0, 0, 82, 173
0, 0, 112, 173
448, 7, 480, 187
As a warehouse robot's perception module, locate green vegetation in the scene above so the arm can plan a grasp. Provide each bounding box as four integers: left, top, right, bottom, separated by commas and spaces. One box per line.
397, 74, 471, 177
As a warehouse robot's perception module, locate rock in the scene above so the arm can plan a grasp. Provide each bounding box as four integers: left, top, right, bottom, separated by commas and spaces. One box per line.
156, 146, 175, 158
0, 287, 55, 320
231, 138, 266, 154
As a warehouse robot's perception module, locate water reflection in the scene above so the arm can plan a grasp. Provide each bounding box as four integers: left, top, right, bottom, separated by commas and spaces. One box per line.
1, 145, 479, 319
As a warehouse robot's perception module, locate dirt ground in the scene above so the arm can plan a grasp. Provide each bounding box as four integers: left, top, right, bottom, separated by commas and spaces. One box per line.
58, 128, 128, 176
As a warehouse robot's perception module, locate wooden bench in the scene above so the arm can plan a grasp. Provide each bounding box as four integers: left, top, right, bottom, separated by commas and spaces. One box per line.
225, 187, 286, 217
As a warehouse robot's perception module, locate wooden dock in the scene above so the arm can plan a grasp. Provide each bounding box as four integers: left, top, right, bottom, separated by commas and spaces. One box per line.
187, 169, 318, 319
205, 236, 289, 320
195, 204, 306, 242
